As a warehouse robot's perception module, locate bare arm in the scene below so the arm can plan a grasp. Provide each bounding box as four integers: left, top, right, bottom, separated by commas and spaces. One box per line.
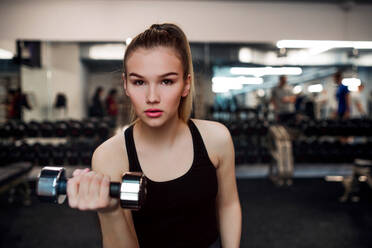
67, 134, 139, 248
214, 124, 242, 247
92, 148, 139, 248
354, 99, 366, 116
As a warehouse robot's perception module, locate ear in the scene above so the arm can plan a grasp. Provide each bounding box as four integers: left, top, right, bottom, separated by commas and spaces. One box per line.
182, 74, 191, 97
122, 73, 129, 96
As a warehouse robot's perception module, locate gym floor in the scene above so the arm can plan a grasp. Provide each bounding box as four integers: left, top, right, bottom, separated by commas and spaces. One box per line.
1, 177, 372, 248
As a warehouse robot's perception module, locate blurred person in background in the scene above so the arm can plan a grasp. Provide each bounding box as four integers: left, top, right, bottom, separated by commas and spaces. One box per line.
271, 75, 296, 124
314, 89, 328, 120
105, 88, 118, 119
6, 89, 31, 120
89, 87, 105, 118
350, 83, 366, 118
333, 71, 350, 120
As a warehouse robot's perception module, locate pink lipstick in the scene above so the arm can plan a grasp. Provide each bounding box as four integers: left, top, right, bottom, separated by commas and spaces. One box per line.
145, 109, 163, 118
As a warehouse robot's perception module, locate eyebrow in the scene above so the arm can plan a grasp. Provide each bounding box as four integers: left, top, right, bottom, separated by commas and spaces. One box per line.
128, 72, 179, 78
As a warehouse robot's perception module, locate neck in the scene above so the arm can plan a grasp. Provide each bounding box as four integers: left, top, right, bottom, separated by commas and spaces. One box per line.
134, 116, 187, 148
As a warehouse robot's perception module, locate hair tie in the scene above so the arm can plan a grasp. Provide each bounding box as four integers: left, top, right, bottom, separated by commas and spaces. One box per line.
151, 24, 162, 30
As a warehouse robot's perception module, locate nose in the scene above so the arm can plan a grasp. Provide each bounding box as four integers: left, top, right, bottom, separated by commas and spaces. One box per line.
146, 84, 160, 104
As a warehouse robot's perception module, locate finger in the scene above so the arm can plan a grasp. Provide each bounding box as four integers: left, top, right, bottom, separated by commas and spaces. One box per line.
72, 168, 90, 177
99, 175, 111, 207
72, 169, 83, 177
79, 171, 94, 205
89, 172, 104, 205
67, 177, 79, 208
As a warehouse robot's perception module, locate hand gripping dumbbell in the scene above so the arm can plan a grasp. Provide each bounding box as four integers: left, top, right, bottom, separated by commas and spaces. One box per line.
36, 166, 147, 210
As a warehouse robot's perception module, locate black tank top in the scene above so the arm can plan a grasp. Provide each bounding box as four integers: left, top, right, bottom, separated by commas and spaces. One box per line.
124, 120, 219, 248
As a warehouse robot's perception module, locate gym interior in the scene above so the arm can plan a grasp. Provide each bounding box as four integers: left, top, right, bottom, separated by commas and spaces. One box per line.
1, 0, 372, 247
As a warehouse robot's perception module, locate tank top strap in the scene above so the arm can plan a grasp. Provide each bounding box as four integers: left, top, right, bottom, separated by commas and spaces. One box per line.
188, 119, 212, 168
124, 125, 142, 172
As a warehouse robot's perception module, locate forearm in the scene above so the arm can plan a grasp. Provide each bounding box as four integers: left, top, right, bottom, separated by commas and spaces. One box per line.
218, 201, 242, 248
98, 209, 139, 248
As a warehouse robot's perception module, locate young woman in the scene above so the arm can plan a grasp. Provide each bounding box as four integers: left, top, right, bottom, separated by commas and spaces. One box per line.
67, 23, 241, 248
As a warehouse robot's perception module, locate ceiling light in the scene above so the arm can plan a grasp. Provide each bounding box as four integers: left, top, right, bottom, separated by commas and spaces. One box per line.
212, 76, 263, 85
0, 48, 13, 59
352, 41, 372, 49
293, 85, 302, 94
342, 78, 361, 87
230, 67, 302, 77
212, 82, 243, 93
89, 44, 125, 60
308, 84, 323, 93
238, 47, 253, 63
277, 40, 372, 49
257, 89, 265, 97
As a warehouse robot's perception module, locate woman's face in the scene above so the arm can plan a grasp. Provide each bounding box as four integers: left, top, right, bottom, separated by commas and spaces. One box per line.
124, 46, 190, 127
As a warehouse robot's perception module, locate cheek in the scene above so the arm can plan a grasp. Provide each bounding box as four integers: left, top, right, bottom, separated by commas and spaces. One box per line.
164, 88, 183, 105
126, 90, 143, 107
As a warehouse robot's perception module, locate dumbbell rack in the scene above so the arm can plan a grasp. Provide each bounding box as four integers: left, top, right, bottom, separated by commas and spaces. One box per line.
291, 118, 372, 200
292, 119, 372, 165
0, 118, 117, 204
213, 107, 271, 166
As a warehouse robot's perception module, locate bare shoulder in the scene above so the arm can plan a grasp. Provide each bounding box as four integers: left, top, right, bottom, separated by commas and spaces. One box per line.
191, 119, 233, 166
92, 131, 129, 181
191, 119, 232, 144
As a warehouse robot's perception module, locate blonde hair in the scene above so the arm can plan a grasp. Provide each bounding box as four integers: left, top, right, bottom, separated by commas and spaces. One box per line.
123, 23, 194, 123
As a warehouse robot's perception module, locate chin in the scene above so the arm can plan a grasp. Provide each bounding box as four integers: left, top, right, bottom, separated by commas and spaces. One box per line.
140, 114, 178, 128
140, 117, 166, 128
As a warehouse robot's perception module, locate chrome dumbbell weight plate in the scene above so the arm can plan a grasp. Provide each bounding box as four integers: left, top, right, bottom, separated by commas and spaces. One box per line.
37, 166, 67, 204
120, 172, 147, 210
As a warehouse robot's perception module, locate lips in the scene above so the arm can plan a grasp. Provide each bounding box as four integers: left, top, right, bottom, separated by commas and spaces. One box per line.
144, 109, 163, 118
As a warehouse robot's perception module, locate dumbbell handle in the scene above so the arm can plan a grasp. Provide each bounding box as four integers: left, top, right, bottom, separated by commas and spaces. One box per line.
57, 179, 121, 198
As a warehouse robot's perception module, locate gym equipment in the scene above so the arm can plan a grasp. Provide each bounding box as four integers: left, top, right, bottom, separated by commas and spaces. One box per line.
0, 122, 14, 139
38, 144, 53, 165
14, 122, 27, 139
82, 121, 96, 137
52, 144, 66, 165
0, 162, 33, 205
55, 121, 69, 137
68, 121, 82, 137
26, 121, 40, 137
37, 166, 147, 210
66, 147, 80, 165
40, 121, 55, 137
0, 144, 10, 165
340, 158, 372, 202
97, 122, 110, 139
268, 125, 294, 186
81, 148, 93, 165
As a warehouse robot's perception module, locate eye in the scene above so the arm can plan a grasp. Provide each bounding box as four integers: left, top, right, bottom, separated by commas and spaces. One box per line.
133, 80, 145, 86
161, 79, 173, 85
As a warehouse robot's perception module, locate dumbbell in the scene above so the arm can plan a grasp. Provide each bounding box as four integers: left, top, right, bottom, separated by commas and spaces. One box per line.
55, 121, 69, 137
40, 121, 55, 137
36, 166, 147, 210
26, 121, 41, 137
68, 120, 82, 138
